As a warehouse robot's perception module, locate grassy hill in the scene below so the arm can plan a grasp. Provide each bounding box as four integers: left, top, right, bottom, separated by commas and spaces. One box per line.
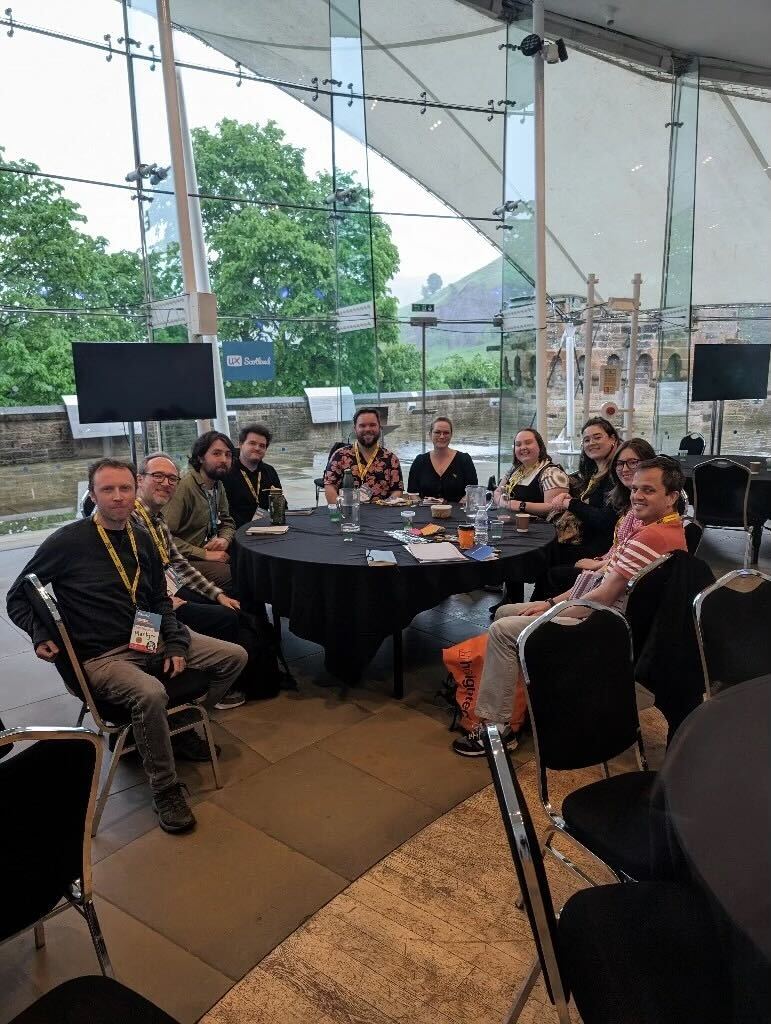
396, 257, 531, 367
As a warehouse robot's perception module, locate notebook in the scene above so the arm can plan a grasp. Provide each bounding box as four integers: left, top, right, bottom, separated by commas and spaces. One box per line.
366, 549, 397, 567
405, 542, 466, 563
245, 525, 290, 536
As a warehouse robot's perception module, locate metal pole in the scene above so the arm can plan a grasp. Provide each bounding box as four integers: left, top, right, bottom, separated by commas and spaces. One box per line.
533, 0, 548, 438
564, 323, 575, 448
583, 273, 597, 423
155, 0, 210, 435
623, 272, 642, 437
177, 71, 229, 436
421, 321, 427, 454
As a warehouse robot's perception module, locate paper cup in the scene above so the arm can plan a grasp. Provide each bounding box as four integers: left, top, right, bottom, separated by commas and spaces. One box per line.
515, 513, 530, 533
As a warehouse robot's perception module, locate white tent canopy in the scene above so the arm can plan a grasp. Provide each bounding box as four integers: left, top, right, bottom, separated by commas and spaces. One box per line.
166, 0, 771, 307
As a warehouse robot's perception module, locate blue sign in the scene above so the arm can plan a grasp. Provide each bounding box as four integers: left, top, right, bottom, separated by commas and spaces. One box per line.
221, 340, 274, 382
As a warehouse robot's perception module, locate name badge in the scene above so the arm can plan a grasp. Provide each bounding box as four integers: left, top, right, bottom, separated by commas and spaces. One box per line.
129, 610, 162, 653
165, 566, 184, 596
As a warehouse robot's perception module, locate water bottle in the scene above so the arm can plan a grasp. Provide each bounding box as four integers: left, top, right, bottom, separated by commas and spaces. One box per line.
473, 506, 488, 546
339, 468, 360, 534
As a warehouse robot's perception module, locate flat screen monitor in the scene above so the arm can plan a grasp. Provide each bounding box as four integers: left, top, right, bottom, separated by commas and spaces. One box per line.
72, 342, 216, 423
691, 343, 771, 402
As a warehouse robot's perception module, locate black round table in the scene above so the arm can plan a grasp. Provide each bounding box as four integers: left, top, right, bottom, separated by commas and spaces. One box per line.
234, 503, 555, 693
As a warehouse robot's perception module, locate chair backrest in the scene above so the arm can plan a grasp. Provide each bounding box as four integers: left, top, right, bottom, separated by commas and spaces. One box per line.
22, 574, 105, 724
518, 602, 641, 777
693, 569, 771, 695
482, 725, 569, 1009
679, 433, 705, 455
692, 458, 751, 527
683, 519, 703, 555
0, 726, 101, 940
625, 553, 675, 660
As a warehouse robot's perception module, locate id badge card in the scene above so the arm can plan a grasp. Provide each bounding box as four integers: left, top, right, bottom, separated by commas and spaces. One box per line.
165, 566, 184, 596
129, 610, 162, 653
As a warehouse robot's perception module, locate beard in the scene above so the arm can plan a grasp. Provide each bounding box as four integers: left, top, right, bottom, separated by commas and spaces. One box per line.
205, 464, 230, 480
357, 431, 380, 448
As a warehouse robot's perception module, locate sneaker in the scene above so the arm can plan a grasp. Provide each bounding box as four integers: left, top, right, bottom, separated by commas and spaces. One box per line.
214, 689, 246, 710
452, 723, 519, 758
171, 729, 220, 762
152, 782, 196, 834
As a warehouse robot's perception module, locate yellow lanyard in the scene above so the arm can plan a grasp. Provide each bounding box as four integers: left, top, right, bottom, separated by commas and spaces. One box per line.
353, 442, 380, 482
505, 459, 548, 498
95, 518, 140, 605
240, 469, 261, 503
656, 513, 681, 526
134, 501, 169, 565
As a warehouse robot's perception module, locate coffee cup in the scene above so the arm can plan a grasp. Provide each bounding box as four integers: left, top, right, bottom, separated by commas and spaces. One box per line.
432, 504, 452, 519
749, 459, 762, 474
515, 513, 530, 533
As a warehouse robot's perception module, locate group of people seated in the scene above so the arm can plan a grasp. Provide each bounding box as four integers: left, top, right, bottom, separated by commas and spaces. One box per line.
5, 408, 691, 831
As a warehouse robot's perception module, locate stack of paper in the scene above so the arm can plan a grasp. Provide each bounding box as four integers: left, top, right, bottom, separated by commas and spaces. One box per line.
405, 542, 466, 563
245, 525, 289, 536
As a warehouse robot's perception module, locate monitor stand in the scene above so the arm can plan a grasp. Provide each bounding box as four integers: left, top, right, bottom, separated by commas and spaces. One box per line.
709, 400, 725, 455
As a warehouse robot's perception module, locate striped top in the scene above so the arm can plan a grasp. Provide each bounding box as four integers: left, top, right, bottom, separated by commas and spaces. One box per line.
606, 518, 687, 582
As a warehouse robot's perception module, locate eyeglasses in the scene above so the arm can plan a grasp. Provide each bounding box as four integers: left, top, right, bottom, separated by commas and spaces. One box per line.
616, 459, 641, 471
144, 471, 180, 485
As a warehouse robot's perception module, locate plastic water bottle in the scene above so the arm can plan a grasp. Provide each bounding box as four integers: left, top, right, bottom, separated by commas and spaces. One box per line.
474, 506, 488, 546
339, 468, 360, 535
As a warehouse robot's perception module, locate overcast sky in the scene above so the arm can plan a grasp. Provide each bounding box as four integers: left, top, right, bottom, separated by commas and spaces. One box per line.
1, 0, 498, 305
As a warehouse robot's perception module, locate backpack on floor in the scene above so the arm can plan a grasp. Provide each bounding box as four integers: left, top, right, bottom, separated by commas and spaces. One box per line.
441, 633, 527, 734
236, 612, 296, 701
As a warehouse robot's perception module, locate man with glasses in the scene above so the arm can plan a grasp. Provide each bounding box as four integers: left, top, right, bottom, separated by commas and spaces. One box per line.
223, 423, 283, 527
163, 431, 237, 591
6, 458, 247, 834
134, 452, 245, 710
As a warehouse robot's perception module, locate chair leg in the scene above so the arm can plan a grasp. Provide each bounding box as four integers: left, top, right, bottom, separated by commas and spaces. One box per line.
33, 921, 46, 950
83, 898, 114, 978
502, 955, 542, 1024
198, 709, 223, 789
92, 730, 129, 836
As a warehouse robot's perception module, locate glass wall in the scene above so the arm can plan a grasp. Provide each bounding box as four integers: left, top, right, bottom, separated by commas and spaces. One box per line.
1, 0, 769, 535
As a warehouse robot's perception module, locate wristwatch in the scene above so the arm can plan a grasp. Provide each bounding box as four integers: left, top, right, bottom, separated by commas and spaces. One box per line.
546, 597, 555, 607
519, 501, 527, 513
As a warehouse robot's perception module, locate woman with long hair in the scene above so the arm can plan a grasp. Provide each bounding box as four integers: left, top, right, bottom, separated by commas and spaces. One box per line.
494, 428, 570, 516
533, 436, 655, 598
547, 416, 620, 561
407, 416, 477, 503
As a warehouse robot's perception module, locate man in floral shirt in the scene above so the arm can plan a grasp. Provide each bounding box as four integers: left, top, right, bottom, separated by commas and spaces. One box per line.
323, 408, 404, 502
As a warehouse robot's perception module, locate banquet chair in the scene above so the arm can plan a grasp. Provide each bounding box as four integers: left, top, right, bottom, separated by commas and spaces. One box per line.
7, 976, 179, 1024
482, 725, 730, 1024
693, 568, 771, 696
683, 518, 703, 555
517, 601, 656, 886
692, 458, 763, 566
0, 726, 112, 977
313, 439, 349, 505
22, 574, 221, 834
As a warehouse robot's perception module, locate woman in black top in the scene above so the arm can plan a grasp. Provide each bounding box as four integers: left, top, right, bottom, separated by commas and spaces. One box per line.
407, 416, 478, 503
548, 416, 620, 562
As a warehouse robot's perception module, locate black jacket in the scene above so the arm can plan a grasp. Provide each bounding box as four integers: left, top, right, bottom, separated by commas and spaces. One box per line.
628, 550, 714, 739
223, 454, 282, 527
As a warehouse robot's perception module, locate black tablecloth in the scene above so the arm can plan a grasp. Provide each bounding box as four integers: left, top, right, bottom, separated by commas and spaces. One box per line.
234, 504, 555, 682
679, 454, 771, 521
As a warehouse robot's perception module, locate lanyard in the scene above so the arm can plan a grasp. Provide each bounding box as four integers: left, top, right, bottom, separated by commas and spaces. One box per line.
240, 468, 261, 504
656, 513, 681, 525
353, 441, 380, 481
202, 484, 219, 540
505, 459, 548, 498
95, 518, 140, 604
134, 500, 169, 565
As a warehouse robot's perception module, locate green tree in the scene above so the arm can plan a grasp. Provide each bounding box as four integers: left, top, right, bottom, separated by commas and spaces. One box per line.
0, 150, 144, 404
428, 352, 500, 390
191, 119, 407, 397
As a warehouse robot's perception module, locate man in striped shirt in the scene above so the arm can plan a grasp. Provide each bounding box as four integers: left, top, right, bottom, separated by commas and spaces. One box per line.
454, 457, 688, 756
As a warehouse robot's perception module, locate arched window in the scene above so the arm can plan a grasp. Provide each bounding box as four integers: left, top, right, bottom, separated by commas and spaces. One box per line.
606, 353, 621, 369
513, 354, 522, 387
636, 353, 653, 382
664, 352, 683, 381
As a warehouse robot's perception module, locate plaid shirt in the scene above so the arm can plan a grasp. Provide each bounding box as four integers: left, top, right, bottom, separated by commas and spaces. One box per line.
131, 498, 223, 602
324, 444, 404, 498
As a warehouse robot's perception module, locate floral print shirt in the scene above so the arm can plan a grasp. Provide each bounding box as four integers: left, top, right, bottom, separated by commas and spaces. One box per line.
324, 444, 404, 498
